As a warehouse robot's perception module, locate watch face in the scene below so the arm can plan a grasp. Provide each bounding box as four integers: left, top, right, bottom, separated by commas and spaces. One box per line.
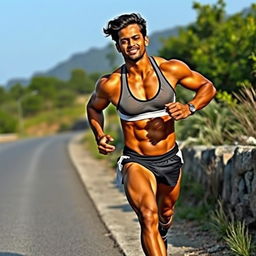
189, 103, 196, 113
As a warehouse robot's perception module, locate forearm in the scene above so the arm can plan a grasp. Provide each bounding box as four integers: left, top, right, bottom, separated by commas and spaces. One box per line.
188, 82, 217, 110
87, 106, 105, 143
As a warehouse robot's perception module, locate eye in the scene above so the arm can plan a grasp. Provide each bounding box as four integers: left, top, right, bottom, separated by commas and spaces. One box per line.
120, 39, 127, 45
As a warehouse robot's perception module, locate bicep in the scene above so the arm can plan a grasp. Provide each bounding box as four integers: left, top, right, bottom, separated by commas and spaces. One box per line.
87, 92, 110, 112
179, 70, 212, 91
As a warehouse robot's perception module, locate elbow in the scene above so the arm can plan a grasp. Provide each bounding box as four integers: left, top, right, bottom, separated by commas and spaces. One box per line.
206, 82, 217, 99
211, 83, 217, 98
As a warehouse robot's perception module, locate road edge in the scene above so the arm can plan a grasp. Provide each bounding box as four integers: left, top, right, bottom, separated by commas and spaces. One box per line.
68, 132, 144, 256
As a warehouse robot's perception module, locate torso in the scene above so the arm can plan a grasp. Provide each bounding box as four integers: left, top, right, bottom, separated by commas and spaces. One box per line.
106, 56, 179, 156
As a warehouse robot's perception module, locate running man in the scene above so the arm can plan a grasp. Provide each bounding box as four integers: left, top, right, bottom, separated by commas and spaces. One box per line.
87, 13, 216, 256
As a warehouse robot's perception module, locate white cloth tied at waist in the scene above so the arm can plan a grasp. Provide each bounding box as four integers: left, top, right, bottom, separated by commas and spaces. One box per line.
117, 109, 170, 121
116, 155, 130, 187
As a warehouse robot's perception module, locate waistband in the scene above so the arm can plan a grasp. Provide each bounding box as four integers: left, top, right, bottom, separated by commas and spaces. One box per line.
123, 143, 179, 161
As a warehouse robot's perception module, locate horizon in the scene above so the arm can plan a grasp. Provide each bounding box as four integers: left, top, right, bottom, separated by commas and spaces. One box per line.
1, 0, 255, 86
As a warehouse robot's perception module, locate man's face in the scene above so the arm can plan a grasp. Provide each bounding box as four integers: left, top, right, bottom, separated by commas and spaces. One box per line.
116, 24, 149, 62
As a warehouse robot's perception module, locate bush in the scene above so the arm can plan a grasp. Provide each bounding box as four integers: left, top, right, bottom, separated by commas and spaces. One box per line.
0, 110, 18, 133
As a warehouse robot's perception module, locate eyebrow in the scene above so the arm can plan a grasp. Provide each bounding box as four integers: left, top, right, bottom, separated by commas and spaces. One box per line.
120, 34, 140, 41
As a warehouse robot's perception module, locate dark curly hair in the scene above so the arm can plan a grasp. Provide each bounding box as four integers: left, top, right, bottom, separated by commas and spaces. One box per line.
103, 13, 147, 43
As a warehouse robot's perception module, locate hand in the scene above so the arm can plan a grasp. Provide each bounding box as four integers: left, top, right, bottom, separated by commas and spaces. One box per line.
165, 102, 191, 120
97, 134, 115, 155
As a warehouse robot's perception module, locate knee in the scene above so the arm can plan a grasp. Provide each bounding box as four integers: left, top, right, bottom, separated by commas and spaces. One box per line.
160, 207, 175, 222
139, 207, 159, 230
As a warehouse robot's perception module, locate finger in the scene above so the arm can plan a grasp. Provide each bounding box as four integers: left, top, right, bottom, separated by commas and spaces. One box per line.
99, 149, 108, 155
170, 110, 183, 119
173, 112, 185, 120
99, 142, 115, 149
105, 134, 114, 142
165, 102, 176, 107
98, 145, 115, 152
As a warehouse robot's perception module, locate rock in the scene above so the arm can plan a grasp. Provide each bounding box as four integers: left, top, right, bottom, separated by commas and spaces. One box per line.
182, 144, 256, 224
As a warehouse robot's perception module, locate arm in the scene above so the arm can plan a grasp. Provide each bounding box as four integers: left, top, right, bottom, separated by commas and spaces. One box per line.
86, 76, 115, 155
165, 60, 217, 120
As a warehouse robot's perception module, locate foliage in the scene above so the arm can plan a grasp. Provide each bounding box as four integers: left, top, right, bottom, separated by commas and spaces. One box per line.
54, 89, 76, 108
216, 91, 237, 106
160, 0, 256, 93
21, 94, 44, 117
224, 221, 254, 256
69, 69, 95, 94
0, 110, 18, 133
175, 173, 214, 222
176, 100, 237, 145
229, 86, 256, 144
210, 200, 231, 238
8, 83, 27, 100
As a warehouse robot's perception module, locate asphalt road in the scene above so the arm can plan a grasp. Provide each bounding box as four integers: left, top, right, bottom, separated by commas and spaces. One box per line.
0, 132, 123, 256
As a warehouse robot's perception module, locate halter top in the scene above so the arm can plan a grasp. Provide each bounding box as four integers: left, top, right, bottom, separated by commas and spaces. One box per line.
117, 56, 176, 121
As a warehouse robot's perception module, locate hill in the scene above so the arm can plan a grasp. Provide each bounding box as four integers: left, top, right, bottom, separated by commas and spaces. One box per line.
6, 26, 180, 87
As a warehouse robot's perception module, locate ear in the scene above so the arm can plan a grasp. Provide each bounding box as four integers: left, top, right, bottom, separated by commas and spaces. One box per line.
145, 36, 149, 47
115, 43, 121, 52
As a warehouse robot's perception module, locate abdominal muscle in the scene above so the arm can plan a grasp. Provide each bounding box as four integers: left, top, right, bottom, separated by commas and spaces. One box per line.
121, 115, 176, 156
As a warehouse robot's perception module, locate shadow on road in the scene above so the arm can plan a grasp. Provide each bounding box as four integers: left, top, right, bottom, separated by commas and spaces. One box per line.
108, 203, 133, 213
0, 253, 25, 256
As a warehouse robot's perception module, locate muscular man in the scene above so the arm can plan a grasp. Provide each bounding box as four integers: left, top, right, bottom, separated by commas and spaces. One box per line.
87, 13, 216, 256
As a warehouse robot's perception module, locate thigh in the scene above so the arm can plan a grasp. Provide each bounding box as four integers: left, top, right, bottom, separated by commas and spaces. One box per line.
122, 162, 158, 216
156, 169, 182, 214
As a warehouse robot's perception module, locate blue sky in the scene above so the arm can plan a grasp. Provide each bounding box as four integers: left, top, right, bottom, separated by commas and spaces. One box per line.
0, 0, 255, 85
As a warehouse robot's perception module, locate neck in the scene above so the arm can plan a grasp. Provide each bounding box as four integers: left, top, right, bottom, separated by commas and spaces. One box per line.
125, 53, 152, 77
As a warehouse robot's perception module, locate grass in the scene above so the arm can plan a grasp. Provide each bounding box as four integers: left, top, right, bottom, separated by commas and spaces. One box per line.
210, 200, 230, 239
210, 200, 255, 255
23, 103, 85, 136
225, 221, 254, 256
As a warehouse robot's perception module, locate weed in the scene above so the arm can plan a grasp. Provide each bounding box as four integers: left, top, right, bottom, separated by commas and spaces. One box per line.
224, 221, 254, 256
210, 200, 230, 239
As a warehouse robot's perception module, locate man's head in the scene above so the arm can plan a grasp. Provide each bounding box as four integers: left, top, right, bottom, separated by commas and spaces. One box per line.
104, 13, 149, 62
103, 13, 147, 43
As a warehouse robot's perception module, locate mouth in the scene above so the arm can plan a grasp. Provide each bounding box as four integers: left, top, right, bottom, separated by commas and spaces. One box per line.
127, 47, 139, 55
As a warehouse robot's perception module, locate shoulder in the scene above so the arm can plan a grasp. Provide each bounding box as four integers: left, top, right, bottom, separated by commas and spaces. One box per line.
95, 67, 122, 97
153, 56, 192, 80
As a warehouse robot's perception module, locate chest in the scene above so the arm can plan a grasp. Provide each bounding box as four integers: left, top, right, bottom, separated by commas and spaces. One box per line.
126, 71, 159, 101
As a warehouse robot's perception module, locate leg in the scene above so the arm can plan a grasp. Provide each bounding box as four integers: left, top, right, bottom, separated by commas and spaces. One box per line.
123, 162, 167, 256
156, 170, 182, 245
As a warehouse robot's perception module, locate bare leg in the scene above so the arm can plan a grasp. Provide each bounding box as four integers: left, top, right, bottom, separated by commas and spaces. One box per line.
157, 170, 182, 244
123, 163, 167, 256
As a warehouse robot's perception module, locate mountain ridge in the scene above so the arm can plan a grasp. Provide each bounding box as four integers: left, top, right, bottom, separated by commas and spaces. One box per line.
6, 26, 180, 88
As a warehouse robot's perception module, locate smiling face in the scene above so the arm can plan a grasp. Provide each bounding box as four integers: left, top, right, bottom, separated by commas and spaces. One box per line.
116, 23, 149, 63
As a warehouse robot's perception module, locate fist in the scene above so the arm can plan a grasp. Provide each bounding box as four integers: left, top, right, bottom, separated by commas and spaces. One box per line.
165, 102, 191, 120
97, 134, 115, 155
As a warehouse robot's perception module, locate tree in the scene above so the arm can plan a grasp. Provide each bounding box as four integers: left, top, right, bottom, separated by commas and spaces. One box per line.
0, 110, 18, 133
8, 83, 27, 100
160, 1, 256, 93
22, 95, 44, 116
69, 69, 95, 94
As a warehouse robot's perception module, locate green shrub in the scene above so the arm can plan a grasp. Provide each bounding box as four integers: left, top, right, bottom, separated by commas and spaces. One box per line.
0, 110, 18, 133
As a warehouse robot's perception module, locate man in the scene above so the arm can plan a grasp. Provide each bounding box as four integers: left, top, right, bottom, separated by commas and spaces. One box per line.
87, 13, 216, 256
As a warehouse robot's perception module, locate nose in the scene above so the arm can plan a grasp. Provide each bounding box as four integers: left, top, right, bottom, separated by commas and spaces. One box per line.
128, 39, 135, 47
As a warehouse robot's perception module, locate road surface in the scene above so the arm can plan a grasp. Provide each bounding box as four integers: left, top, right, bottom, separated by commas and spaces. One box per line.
0, 132, 122, 256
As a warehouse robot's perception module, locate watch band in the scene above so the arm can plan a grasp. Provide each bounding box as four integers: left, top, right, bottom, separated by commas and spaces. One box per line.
187, 103, 196, 114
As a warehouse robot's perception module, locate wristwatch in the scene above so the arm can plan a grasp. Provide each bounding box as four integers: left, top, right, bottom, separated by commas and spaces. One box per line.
187, 103, 196, 115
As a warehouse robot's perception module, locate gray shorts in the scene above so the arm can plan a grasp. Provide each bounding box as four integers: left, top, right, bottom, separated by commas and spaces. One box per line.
116, 143, 183, 187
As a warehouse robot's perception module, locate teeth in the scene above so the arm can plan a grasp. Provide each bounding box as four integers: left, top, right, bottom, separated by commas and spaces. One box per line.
129, 49, 137, 54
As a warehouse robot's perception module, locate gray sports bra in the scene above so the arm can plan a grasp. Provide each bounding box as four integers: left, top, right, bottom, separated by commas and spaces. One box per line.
117, 56, 176, 121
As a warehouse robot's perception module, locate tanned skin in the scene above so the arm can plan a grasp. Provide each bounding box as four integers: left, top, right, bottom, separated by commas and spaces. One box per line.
87, 23, 216, 256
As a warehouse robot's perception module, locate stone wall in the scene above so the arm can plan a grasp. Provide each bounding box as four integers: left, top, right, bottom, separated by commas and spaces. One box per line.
181, 145, 256, 226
